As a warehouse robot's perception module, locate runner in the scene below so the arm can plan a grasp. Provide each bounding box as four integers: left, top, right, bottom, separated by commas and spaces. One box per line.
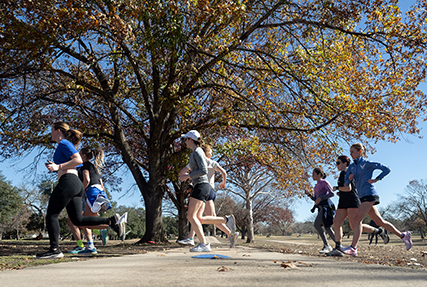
67, 147, 115, 255
177, 144, 238, 248
178, 130, 236, 252
340, 143, 412, 257
304, 167, 335, 254
326, 155, 389, 257
36, 122, 127, 259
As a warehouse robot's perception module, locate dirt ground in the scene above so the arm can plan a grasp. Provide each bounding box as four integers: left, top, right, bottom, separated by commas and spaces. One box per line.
248, 238, 427, 270
1, 234, 426, 271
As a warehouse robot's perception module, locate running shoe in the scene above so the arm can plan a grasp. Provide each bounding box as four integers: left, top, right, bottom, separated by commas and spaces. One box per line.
326, 248, 344, 257
120, 222, 126, 241
67, 246, 86, 254
190, 243, 211, 252
378, 227, 390, 244
225, 215, 236, 235
36, 248, 64, 259
177, 238, 195, 246
319, 245, 333, 254
401, 231, 412, 250
79, 247, 98, 255
340, 246, 358, 257
101, 229, 109, 246
229, 232, 239, 248
109, 212, 128, 239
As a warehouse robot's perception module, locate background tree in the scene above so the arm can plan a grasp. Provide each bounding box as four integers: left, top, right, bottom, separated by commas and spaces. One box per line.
2, 0, 427, 242
0, 174, 23, 240
259, 204, 294, 236
20, 181, 52, 237
391, 179, 427, 233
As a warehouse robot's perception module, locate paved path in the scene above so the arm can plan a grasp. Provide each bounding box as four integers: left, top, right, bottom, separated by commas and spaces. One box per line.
1, 241, 426, 286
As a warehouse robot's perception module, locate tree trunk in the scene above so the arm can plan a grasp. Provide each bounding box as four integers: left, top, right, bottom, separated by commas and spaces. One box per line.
246, 199, 255, 243
177, 194, 189, 240
140, 187, 165, 242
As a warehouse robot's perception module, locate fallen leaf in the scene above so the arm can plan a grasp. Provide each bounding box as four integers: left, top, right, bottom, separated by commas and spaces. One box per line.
273, 260, 312, 269
217, 266, 228, 272
242, 254, 250, 257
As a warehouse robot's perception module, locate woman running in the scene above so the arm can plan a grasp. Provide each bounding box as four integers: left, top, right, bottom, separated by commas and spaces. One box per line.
177, 144, 238, 248
304, 167, 335, 254
341, 143, 412, 257
326, 155, 389, 257
67, 147, 115, 255
36, 122, 126, 259
178, 130, 236, 252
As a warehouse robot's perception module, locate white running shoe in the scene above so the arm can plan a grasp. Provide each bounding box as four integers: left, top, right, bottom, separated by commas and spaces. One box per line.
177, 238, 195, 246
401, 231, 412, 250
319, 245, 333, 254
190, 243, 211, 252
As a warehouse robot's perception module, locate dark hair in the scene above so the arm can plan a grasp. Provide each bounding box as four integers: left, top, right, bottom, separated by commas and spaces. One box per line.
337, 155, 351, 167
191, 138, 203, 147
313, 167, 327, 179
80, 147, 105, 174
53, 121, 82, 147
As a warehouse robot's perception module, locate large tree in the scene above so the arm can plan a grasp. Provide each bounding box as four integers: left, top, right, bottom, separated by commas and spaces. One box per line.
1, 0, 427, 242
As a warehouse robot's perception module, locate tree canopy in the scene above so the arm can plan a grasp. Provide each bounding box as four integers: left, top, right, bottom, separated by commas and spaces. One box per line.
1, 0, 427, 241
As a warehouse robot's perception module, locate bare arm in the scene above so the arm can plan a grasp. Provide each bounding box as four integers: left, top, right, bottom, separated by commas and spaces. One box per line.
215, 165, 227, 189
179, 166, 191, 182
82, 169, 90, 189
46, 153, 83, 178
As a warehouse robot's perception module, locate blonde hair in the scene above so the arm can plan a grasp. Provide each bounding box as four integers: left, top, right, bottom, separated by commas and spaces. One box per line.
80, 147, 105, 174
202, 144, 212, 154
53, 122, 82, 148
351, 143, 367, 157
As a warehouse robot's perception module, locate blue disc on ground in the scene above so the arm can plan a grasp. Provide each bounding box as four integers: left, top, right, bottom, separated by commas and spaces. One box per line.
192, 254, 230, 259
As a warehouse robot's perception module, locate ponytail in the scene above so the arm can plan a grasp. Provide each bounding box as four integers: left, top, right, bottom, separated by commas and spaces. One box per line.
80, 147, 105, 174
53, 121, 82, 148
313, 167, 327, 179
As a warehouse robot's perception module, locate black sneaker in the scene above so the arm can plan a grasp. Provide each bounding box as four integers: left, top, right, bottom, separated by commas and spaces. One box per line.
378, 227, 390, 244
36, 248, 64, 259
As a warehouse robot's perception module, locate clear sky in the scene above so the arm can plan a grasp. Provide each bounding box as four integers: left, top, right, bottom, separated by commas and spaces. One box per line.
1, 0, 423, 223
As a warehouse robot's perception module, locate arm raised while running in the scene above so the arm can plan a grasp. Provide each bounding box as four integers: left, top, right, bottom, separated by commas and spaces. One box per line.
215, 165, 227, 189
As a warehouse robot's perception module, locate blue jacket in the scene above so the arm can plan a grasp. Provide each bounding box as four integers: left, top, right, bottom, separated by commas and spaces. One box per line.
344, 157, 390, 198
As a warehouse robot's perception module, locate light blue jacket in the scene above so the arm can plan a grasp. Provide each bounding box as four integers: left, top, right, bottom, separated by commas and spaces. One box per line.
344, 156, 390, 198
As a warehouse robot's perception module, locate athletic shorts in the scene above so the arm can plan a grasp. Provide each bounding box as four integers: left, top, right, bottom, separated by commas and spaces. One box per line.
337, 192, 361, 209
207, 188, 216, 201
86, 186, 112, 213
360, 194, 380, 205
190, 182, 211, 202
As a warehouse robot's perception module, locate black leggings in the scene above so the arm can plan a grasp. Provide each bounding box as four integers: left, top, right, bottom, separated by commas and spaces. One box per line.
46, 173, 109, 249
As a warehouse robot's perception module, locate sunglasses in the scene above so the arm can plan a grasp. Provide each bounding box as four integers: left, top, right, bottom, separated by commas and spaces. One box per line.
336, 161, 342, 165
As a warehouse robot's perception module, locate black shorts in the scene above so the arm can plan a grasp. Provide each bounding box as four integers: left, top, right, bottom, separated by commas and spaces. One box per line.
190, 183, 211, 202
337, 192, 360, 209
207, 188, 216, 201
360, 194, 380, 205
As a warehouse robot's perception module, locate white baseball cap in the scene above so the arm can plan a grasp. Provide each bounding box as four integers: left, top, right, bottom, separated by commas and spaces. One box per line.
181, 130, 201, 141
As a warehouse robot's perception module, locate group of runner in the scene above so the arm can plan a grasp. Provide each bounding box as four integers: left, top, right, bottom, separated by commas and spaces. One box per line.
36, 123, 412, 258
305, 143, 413, 257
